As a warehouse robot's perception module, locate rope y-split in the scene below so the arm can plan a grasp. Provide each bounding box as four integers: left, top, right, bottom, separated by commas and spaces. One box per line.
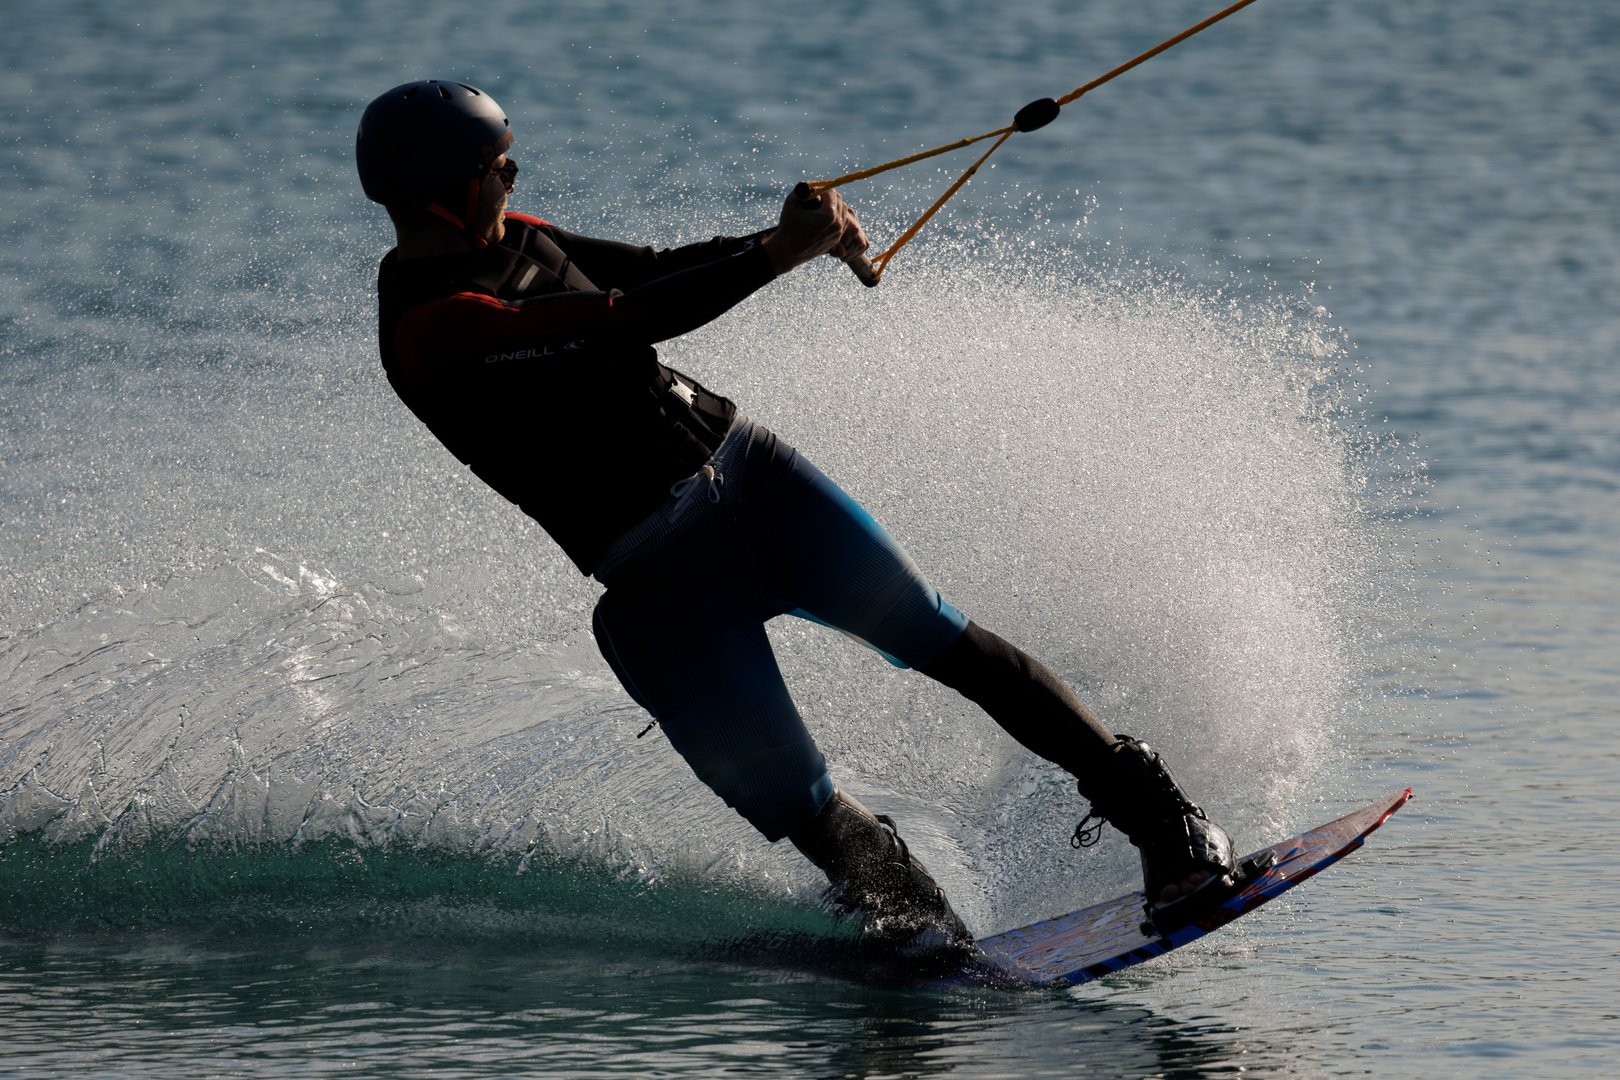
807, 0, 1261, 285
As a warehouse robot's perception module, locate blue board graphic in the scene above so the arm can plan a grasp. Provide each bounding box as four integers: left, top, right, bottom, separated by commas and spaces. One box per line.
937, 788, 1413, 988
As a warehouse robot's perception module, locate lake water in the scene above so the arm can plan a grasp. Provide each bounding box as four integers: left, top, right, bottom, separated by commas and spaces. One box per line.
2, 1, 1616, 1077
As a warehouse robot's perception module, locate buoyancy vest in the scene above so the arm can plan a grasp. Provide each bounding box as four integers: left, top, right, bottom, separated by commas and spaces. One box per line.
376, 214, 775, 573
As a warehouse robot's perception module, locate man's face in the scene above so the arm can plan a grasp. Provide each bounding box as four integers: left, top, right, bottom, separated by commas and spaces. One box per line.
474, 154, 512, 245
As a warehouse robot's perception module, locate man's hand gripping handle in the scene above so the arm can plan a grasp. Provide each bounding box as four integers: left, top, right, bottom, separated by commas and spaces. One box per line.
793, 182, 880, 287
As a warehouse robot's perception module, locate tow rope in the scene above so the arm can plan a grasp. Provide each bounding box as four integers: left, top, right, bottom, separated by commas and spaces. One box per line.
801, 0, 1262, 285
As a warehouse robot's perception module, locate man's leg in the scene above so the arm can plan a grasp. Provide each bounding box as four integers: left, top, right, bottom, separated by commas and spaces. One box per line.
918, 620, 1119, 783
593, 576, 831, 842
594, 573, 968, 952
742, 434, 966, 670
738, 432, 1234, 924
920, 621, 1236, 921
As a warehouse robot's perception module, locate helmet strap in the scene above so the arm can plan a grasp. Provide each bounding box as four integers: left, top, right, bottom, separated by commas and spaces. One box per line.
423, 177, 490, 250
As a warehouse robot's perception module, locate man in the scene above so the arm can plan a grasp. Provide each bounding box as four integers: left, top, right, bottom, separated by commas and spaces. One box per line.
356, 80, 1237, 959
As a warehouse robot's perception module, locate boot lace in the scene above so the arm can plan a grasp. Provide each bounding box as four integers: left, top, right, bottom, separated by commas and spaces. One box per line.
1071, 807, 1106, 848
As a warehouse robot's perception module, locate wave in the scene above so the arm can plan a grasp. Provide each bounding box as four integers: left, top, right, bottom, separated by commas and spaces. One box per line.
0, 833, 857, 971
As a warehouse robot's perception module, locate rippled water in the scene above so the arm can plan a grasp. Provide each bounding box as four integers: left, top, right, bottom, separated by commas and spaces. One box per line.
2, 1, 1616, 1077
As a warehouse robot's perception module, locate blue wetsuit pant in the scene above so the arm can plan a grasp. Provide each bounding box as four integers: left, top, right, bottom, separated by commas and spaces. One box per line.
591, 417, 968, 842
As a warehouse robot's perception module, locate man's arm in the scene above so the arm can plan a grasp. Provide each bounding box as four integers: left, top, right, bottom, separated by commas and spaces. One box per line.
515, 186, 866, 291
390, 189, 867, 391
514, 214, 773, 293
390, 242, 775, 390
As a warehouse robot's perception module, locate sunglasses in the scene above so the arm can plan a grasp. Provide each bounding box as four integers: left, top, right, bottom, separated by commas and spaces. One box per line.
490, 160, 519, 188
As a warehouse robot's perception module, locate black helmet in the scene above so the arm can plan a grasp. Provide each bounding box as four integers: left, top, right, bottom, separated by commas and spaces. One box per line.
356, 80, 513, 209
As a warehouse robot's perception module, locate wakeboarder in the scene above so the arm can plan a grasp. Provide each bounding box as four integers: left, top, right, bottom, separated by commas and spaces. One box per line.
355, 79, 1238, 960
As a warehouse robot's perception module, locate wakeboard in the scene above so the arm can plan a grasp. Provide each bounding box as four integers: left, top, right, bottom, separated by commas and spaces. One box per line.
937, 787, 1412, 988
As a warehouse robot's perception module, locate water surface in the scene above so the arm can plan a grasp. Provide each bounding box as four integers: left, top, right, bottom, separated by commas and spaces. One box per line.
2, 1, 1616, 1076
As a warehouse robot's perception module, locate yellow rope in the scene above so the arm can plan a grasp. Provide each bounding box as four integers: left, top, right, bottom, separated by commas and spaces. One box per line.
808, 126, 1013, 193
1055, 0, 1262, 107
817, 0, 1263, 280
870, 131, 1012, 276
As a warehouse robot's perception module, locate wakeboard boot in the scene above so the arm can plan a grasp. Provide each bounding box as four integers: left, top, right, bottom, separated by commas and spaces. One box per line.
788, 788, 975, 962
1075, 735, 1242, 935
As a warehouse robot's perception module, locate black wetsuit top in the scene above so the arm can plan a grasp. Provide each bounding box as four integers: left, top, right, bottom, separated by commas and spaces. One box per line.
376, 213, 776, 574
